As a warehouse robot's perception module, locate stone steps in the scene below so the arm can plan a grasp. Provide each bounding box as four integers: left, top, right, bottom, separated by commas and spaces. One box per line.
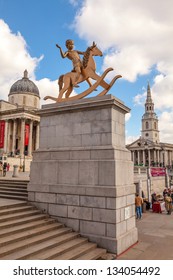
0, 180, 28, 201
0, 200, 107, 260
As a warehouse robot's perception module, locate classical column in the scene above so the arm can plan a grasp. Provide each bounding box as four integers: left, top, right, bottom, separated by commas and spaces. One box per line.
35, 122, 40, 150
137, 150, 140, 165
148, 149, 151, 166
12, 119, 17, 155
28, 120, 33, 156
7, 120, 11, 154
3, 120, 9, 153
20, 118, 25, 157
153, 149, 156, 163
164, 150, 168, 166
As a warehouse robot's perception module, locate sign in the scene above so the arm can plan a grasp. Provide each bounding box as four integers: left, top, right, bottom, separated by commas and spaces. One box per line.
151, 167, 166, 177
25, 124, 30, 146
125, 206, 130, 220
0, 120, 5, 148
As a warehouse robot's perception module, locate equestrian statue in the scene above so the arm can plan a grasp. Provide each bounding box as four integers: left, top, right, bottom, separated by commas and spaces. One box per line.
44, 39, 122, 103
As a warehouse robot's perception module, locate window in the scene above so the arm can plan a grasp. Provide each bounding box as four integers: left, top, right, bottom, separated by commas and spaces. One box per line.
146, 121, 149, 129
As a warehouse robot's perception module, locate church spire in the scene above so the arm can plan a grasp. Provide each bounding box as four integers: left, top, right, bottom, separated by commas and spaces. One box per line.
146, 82, 152, 103
141, 82, 160, 143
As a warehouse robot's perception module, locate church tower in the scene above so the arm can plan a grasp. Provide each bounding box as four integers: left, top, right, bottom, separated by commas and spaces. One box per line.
141, 83, 160, 143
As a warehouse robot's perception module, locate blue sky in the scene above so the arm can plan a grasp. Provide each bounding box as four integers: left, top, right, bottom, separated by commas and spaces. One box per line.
0, 0, 173, 144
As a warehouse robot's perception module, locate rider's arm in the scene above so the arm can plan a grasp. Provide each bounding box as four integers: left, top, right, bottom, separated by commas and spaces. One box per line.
77, 50, 85, 55
56, 44, 68, 58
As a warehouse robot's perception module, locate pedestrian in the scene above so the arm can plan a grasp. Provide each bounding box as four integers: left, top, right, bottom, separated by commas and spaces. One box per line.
165, 194, 172, 215
7, 163, 10, 171
3, 162, 7, 177
135, 193, 143, 219
0, 162, 3, 177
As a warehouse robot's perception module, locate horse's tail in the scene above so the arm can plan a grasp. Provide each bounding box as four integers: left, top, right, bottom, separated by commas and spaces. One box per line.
58, 75, 64, 90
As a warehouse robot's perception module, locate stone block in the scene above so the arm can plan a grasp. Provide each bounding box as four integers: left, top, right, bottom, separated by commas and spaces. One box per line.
80, 220, 106, 236
56, 194, 79, 206
82, 133, 101, 146
49, 203, 68, 218
35, 192, 56, 204
91, 120, 111, 134
79, 161, 98, 185
68, 206, 92, 220
126, 216, 136, 231
85, 185, 116, 197
98, 161, 115, 186
80, 196, 105, 208
93, 208, 117, 223
70, 150, 90, 160
58, 161, 79, 185
51, 151, 70, 160
91, 149, 115, 160
40, 161, 58, 184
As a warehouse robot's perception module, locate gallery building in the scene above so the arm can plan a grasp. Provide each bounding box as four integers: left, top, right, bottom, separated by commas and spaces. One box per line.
0, 70, 40, 158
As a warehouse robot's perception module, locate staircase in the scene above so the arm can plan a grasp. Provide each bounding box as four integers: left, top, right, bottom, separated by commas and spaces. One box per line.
0, 199, 107, 260
0, 179, 28, 200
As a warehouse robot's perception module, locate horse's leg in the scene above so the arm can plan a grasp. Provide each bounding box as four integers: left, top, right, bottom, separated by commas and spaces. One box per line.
89, 71, 110, 89
65, 85, 73, 98
57, 76, 71, 101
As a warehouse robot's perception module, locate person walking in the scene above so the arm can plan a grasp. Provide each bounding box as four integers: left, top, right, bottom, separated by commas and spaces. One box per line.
135, 193, 143, 219
165, 194, 172, 215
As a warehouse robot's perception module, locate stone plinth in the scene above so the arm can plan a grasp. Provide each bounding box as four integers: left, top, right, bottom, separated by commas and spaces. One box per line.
28, 94, 138, 254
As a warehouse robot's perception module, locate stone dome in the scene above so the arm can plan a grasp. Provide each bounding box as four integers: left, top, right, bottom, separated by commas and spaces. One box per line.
9, 70, 40, 97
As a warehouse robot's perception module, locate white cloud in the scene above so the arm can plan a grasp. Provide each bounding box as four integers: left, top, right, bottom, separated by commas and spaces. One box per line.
126, 135, 139, 145
73, 0, 173, 82
0, 19, 43, 101
125, 112, 131, 122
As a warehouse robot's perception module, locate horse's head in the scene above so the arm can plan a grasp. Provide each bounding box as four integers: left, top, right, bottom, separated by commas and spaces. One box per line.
90, 42, 103, 57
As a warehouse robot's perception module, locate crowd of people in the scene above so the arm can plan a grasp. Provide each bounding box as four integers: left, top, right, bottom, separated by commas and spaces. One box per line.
0, 162, 10, 177
135, 187, 173, 219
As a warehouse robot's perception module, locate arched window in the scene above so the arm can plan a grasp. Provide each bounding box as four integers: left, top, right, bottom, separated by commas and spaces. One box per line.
154, 122, 157, 129
146, 121, 149, 129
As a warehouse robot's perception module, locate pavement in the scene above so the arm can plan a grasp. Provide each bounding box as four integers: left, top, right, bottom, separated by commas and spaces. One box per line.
118, 209, 173, 260
0, 171, 30, 180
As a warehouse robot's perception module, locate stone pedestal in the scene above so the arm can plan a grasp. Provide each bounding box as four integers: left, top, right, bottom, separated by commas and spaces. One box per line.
28, 95, 138, 254
12, 165, 19, 177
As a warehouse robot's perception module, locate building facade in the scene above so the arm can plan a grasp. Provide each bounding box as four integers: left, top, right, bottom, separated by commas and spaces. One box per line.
0, 70, 40, 158
127, 83, 173, 167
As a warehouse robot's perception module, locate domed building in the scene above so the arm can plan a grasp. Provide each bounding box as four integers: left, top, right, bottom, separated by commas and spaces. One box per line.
0, 70, 40, 159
